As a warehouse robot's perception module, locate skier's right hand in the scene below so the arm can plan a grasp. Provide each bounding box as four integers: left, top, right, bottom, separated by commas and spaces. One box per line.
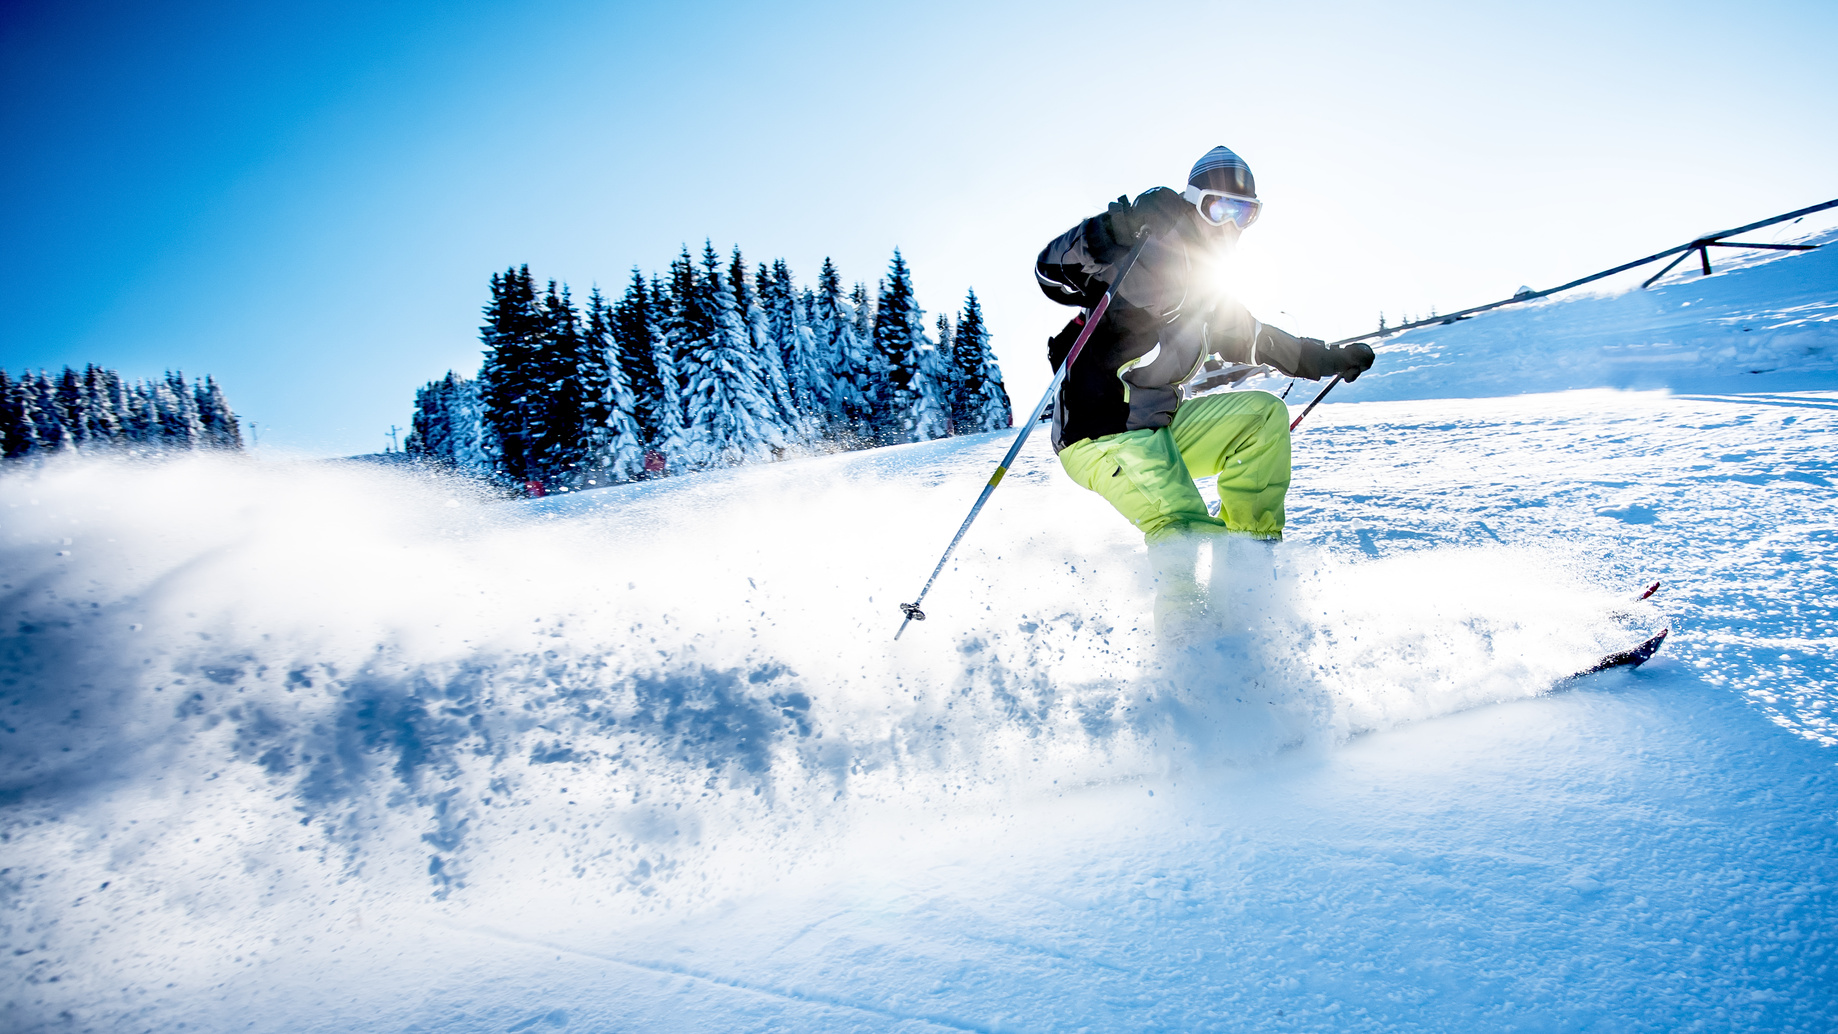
1107, 187, 1190, 243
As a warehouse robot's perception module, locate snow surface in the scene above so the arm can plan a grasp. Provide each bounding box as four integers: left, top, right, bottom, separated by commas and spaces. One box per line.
4, 245, 1837, 1032
1352, 223, 1838, 400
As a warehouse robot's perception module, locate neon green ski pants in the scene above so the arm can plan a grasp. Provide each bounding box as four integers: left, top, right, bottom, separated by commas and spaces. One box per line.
1058, 390, 1290, 543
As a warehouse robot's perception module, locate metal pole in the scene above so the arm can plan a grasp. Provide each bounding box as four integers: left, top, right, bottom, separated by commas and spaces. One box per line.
1288, 374, 1342, 431
1329, 196, 1838, 347
895, 230, 1155, 639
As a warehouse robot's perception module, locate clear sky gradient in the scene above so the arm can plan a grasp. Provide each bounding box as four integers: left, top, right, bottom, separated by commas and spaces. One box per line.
4, 0, 1834, 456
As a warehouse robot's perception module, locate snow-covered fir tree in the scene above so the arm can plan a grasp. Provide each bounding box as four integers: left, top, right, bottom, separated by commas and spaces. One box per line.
530, 282, 590, 482
152, 373, 202, 449
951, 289, 1012, 432
0, 371, 42, 457
55, 368, 88, 449
193, 377, 242, 449
612, 270, 666, 448
731, 247, 800, 442
579, 286, 646, 483
758, 258, 826, 442
85, 367, 124, 444
909, 334, 952, 442
934, 312, 957, 432
0, 366, 243, 460
872, 250, 940, 443
478, 265, 546, 482
439, 247, 1007, 484
850, 280, 879, 429
655, 250, 706, 470
676, 242, 786, 467
813, 258, 869, 440
407, 372, 495, 472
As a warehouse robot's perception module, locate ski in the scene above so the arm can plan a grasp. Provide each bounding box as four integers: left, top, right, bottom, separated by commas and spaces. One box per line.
1565, 627, 1669, 682
1557, 581, 1668, 685
1607, 581, 1662, 621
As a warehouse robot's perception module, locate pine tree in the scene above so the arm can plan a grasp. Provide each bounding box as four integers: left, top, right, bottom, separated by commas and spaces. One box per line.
121, 381, 155, 443
449, 375, 494, 472
613, 269, 665, 446
951, 290, 1012, 433
813, 258, 868, 438
479, 265, 545, 482
909, 335, 951, 441
406, 377, 451, 459
84, 365, 124, 445
408, 372, 492, 472
580, 286, 646, 483
193, 376, 242, 449
850, 280, 877, 431
25, 372, 68, 451
949, 289, 988, 432
55, 368, 88, 449
677, 241, 786, 467
528, 281, 589, 484
935, 312, 958, 433
645, 273, 686, 472
759, 257, 829, 443
731, 246, 799, 440
0, 371, 33, 458
152, 372, 202, 448
654, 251, 706, 469
872, 250, 932, 443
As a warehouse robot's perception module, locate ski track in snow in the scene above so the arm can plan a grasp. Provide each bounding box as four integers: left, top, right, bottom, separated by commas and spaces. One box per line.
4, 240, 1837, 1032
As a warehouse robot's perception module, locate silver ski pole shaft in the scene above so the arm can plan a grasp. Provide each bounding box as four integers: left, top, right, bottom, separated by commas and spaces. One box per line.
895, 229, 1154, 639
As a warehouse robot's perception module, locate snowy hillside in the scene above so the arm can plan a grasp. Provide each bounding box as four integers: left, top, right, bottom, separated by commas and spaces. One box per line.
1354, 225, 1838, 400
3, 244, 1835, 1032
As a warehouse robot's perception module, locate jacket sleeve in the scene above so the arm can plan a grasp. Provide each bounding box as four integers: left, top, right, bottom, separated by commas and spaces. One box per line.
1035, 211, 1130, 308
1200, 300, 1338, 380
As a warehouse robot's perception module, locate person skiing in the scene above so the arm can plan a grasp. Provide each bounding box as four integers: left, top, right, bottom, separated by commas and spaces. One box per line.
1036, 145, 1374, 639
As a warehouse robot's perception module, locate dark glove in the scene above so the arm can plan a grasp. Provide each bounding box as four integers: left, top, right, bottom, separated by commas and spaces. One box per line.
1106, 187, 1191, 243
1320, 341, 1375, 382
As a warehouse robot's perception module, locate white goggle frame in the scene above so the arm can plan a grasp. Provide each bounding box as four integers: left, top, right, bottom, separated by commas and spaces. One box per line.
1182, 185, 1262, 228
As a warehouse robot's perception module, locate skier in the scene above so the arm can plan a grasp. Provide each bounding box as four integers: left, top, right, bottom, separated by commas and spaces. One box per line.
1036, 145, 1374, 640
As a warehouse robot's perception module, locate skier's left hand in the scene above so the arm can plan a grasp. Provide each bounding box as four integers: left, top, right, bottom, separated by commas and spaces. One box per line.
1328, 341, 1375, 382
1107, 187, 1191, 242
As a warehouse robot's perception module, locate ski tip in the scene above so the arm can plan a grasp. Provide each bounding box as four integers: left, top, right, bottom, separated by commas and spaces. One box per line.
1568, 627, 1671, 680
1630, 627, 1669, 666
1637, 581, 1661, 601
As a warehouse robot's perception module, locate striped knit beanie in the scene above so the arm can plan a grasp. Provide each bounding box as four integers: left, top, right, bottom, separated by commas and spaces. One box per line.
1189, 145, 1256, 198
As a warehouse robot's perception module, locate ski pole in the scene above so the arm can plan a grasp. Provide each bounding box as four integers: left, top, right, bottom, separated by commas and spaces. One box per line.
895, 229, 1156, 639
1288, 373, 1342, 431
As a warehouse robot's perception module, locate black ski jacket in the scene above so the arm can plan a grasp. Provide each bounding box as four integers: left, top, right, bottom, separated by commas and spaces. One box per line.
1036, 200, 1336, 452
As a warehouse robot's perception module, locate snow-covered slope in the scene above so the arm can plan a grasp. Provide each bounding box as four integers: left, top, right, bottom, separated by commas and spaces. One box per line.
4, 373, 1835, 1029
1354, 227, 1838, 400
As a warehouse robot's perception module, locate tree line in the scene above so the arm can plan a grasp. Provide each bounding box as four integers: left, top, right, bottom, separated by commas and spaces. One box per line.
1, 366, 242, 459
407, 243, 1011, 490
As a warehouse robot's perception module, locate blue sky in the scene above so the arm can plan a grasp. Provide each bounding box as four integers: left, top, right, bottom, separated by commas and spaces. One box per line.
3, 0, 1834, 456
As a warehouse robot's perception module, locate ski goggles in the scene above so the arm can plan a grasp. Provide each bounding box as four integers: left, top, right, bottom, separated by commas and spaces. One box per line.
1182, 186, 1262, 229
